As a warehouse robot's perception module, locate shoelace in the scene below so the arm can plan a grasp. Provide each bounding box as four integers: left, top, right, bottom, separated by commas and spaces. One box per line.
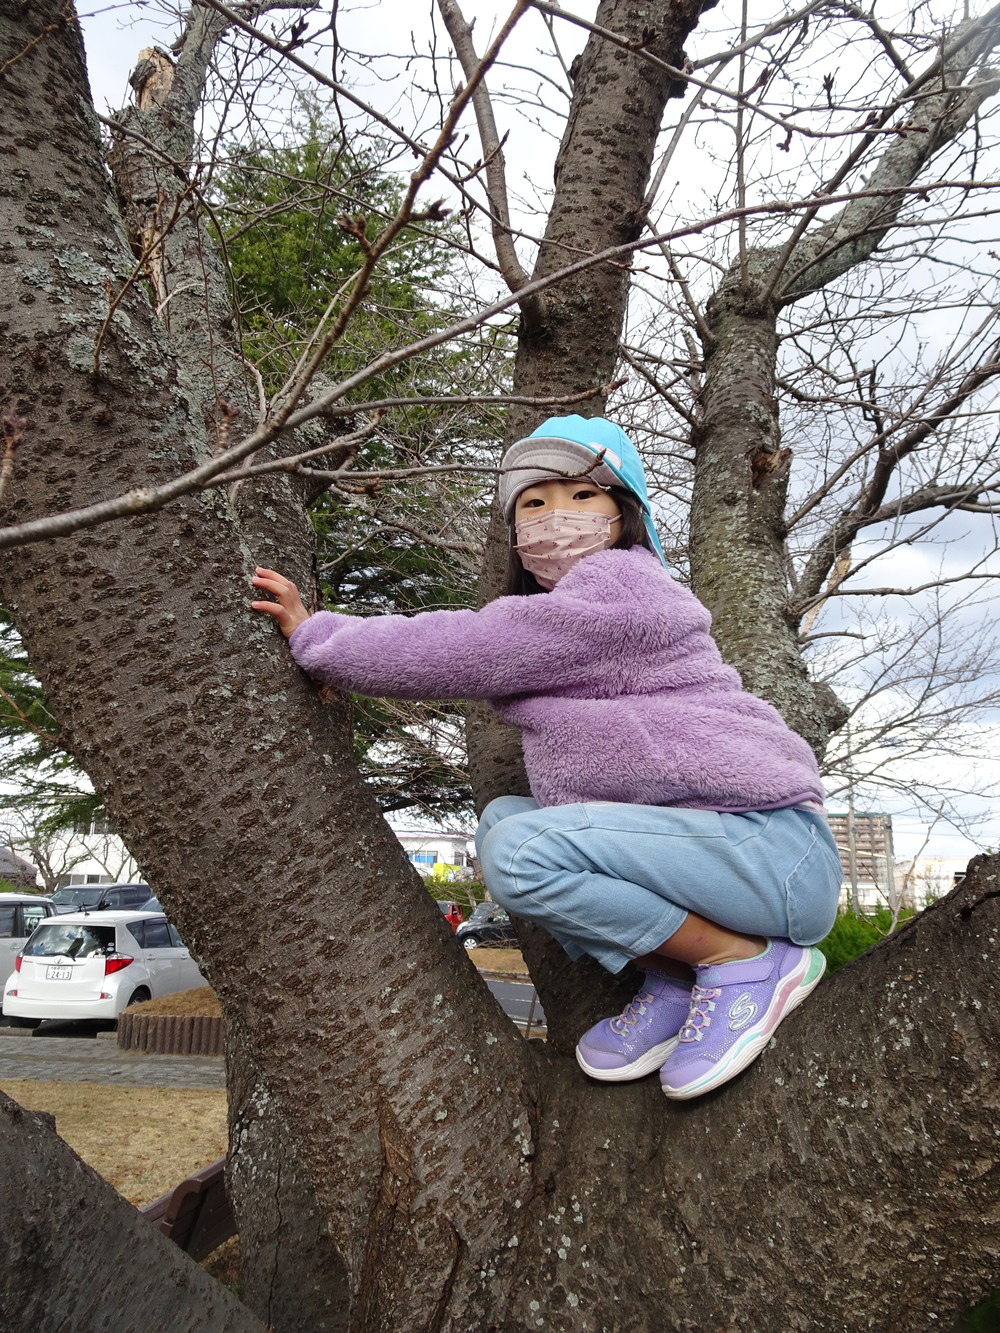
609, 989, 654, 1035
679, 984, 721, 1043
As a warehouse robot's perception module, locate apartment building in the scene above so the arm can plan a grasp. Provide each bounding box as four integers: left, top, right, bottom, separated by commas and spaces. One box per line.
826, 811, 896, 911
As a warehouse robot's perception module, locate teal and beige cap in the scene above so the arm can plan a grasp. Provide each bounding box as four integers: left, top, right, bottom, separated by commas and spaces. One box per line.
499, 415, 666, 564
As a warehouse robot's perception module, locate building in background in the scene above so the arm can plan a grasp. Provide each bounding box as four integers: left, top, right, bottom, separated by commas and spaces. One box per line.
395, 829, 475, 882
894, 856, 968, 909
9, 811, 146, 892
0, 845, 41, 890
826, 812, 896, 912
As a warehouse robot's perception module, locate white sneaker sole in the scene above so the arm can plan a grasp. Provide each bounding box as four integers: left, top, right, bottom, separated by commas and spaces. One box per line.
576, 1034, 680, 1082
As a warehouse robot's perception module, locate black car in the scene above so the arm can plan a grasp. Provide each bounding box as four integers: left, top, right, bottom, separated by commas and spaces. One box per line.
49, 883, 153, 914
456, 903, 517, 950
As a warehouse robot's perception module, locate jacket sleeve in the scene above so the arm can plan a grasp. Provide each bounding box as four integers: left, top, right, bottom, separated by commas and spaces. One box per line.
287, 594, 605, 701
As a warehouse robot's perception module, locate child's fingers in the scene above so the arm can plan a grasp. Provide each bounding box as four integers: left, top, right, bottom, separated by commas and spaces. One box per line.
252, 575, 301, 605
251, 600, 287, 621
254, 566, 294, 590
251, 568, 309, 641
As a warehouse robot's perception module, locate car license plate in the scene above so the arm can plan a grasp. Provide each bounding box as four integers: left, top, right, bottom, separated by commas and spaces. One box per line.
46, 966, 72, 980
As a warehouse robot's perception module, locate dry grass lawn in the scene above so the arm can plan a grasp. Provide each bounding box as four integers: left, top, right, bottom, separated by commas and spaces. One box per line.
466, 946, 528, 974
129, 986, 222, 1017
1, 1079, 227, 1207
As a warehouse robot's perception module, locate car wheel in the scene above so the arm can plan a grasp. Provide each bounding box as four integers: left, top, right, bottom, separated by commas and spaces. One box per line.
124, 987, 151, 1008
8, 1016, 41, 1029
462, 935, 481, 950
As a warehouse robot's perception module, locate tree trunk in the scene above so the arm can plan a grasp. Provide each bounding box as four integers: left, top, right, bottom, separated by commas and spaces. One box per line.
689, 10, 1000, 755
687, 275, 831, 748
226, 1015, 350, 1332
0, 6, 539, 1326
475, 0, 717, 619
103, 12, 360, 1307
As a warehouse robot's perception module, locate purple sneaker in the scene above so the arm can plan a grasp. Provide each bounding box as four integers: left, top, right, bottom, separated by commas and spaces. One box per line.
659, 940, 826, 1101
576, 971, 692, 1081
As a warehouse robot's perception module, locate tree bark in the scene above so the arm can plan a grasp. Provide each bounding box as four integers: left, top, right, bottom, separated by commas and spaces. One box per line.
227, 1014, 351, 1332
0, 1093, 266, 1333
102, 11, 358, 1311
106, 5, 249, 439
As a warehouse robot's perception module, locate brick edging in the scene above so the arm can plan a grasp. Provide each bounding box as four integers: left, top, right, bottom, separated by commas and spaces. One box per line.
118, 1012, 225, 1056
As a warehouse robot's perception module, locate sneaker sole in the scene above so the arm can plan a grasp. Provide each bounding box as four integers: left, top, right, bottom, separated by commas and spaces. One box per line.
660, 947, 826, 1101
576, 1034, 681, 1082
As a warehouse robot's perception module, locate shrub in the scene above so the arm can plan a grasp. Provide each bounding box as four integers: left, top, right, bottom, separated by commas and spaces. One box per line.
817, 907, 917, 975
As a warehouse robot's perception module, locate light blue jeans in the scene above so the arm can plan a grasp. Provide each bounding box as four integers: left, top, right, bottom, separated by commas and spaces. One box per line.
476, 797, 843, 974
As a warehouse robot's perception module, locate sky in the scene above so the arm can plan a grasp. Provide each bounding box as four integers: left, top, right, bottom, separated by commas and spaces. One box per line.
71, 2, 1000, 864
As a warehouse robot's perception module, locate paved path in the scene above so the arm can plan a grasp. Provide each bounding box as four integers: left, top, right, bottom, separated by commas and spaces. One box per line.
0, 976, 543, 1089
484, 977, 547, 1031
0, 1032, 224, 1089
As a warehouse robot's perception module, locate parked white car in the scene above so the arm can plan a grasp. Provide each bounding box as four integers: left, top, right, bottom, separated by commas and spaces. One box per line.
2, 910, 205, 1029
0, 894, 56, 975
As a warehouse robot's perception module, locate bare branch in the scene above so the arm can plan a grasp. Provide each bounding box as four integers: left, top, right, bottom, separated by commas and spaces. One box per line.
790, 345, 1000, 614
763, 9, 1000, 305
4, 176, 1000, 549
436, 0, 543, 325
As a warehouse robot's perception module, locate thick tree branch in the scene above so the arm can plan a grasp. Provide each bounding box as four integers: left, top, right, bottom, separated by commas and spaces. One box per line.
0, 1093, 265, 1332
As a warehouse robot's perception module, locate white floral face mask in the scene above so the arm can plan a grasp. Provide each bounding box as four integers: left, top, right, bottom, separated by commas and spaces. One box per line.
513, 509, 620, 588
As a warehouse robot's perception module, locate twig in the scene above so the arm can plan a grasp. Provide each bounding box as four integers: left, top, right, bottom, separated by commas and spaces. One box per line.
305, 381, 624, 417
0, 684, 60, 748
527, 0, 989, 145
363, 514, 481, 556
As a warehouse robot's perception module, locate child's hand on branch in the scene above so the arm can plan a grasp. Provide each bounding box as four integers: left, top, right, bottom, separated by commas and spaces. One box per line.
251, 567, 312, 639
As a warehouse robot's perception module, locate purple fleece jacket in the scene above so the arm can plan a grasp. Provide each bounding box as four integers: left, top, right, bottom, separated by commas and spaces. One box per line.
289, 546, 825, 811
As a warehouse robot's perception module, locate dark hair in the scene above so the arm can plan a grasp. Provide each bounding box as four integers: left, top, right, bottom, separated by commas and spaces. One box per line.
503, 486, 648, 597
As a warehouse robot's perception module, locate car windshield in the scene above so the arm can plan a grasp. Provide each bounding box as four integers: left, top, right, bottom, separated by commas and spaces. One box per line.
51, 887, 105, 907
23, 922, 116, 959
